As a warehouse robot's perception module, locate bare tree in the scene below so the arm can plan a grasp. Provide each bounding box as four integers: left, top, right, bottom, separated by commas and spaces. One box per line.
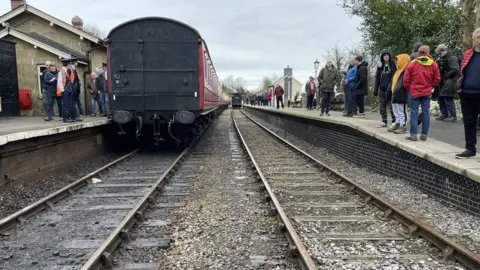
461, 0, 476, 50
83, 24, 107, 39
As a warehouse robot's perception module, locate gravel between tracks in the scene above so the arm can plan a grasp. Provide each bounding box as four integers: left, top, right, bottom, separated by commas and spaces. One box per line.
0, 152, 123, 218
162, 111, 299, 270
244, 110, 480, 256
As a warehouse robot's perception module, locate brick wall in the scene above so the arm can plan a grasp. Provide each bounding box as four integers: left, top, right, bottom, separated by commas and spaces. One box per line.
0, 126, 108, 188
245, 107, 480, 216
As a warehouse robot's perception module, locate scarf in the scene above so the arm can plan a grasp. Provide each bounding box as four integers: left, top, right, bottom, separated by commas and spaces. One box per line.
391, 54, 411, 93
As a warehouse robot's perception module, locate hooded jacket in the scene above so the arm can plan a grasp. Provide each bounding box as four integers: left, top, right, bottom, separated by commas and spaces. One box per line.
389, 54, 410, 104
437, 52, 460, 97
344, 64, 358, 88
317, 65, 338, 92
403, 54, 441, 97
354, 61, 369, 95
374, 49, 396, 95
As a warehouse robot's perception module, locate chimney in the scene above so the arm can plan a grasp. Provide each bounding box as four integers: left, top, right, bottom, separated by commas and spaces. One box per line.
71, 15, 84, 30
11, 0, 24, 10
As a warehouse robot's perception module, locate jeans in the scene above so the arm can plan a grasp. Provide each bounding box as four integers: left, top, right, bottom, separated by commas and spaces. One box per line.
459, 92, 480, 153
62, 91, 74, 121
306, 94, 314, 109
321, 91, 334, 114
44, 90, 55, 118
355, 94, 365, 114
409, 94, 431, 136
73, 92, 84, 116
438, 96, 457, 118
392, 103, 407, 126
42, 90, 48, 113
379, 89, 395, 124
344, 85, 355, 114
276, 95, 284, 109
99, 91, 108, 114
91, 97, 102, 114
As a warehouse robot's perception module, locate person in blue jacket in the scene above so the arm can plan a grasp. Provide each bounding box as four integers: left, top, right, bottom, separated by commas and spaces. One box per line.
343, 61, 358, 117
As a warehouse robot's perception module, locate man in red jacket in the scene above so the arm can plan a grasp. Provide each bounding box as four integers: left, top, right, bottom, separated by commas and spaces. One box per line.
274, 84, 284, 109
456, 28, 480, 158
403, 45, 441, 141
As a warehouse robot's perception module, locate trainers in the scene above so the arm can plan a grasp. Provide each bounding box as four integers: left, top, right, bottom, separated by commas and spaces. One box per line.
377, 122, 387, 128
444, 117, 457, 122
388, 123, 400, 132
327, 113, 330, 116
353, 113, 365, 118
320, 113, 324, 116
456, 150, 476, 159
394, 125, 407, 134
436, 116, 446, 121
420, 134, 427, 141
406, 136, 418, 141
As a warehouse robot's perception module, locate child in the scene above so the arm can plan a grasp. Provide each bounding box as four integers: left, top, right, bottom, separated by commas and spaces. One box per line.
388, 54, 411, 133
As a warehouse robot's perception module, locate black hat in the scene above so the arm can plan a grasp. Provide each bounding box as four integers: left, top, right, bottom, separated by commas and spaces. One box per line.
61, 57, 78, 64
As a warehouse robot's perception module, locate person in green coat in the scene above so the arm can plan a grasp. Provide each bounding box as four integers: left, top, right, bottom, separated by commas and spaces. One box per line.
317, 60, 338, 116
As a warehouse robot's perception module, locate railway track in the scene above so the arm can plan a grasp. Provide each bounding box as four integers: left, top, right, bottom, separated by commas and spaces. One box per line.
232, 109, 480, 270
0, 125, 209, 269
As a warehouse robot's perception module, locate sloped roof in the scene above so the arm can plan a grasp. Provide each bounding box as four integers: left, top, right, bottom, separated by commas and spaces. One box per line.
0, 26, 87, 62
271, 75, 303, 86
0, 4, 102, 44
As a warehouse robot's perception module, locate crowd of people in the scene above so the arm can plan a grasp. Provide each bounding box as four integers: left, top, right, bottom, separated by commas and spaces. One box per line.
309, 28, 480, 159
40, 58, 108, 122
247, 84, 285, 109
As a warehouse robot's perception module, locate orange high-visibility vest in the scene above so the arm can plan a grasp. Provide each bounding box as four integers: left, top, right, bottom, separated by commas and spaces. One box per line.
56, 67, 75, 96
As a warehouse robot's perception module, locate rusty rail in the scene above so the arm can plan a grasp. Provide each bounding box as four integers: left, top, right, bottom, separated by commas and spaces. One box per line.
240, 110, 480, 270
232, 110, 318, 270
0, 149, 140, 233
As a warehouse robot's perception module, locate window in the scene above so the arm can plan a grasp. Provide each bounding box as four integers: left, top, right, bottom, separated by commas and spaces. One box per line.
37, 65, 47, 97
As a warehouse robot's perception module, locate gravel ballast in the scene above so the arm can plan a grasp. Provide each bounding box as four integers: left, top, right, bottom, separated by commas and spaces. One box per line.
161, 111, 299, 269
0, 152, 124, 218
244, 110, 480, 256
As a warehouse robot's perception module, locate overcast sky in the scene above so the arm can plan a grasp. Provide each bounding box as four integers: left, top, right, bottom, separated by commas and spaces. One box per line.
1, 0, 362, 89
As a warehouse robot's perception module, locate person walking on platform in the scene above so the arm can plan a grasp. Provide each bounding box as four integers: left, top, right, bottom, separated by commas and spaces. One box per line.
456, 28, 480, 159
403, 45, 441, 141
317, 60, 338, 116
274, 83, 284, 109
70, 59, 84, 121
57, 58, 78, 123
343, 61, 357, 117
353, 55, 369, 118
387, 54, 411, 134
374, 49, 397, 127
434, 44, 459, 122
42, 62, 57, 121
305, 76, 317, 110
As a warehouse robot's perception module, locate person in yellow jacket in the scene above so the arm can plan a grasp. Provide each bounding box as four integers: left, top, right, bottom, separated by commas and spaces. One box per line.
57, 58, 77, 123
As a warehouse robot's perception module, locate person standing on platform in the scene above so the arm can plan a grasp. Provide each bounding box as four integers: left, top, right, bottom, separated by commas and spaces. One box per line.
456, 28, 480, 158
41, 61, 52, 115
410, 42, 423, 61
434, 44, 459, 122
374, 49, 397, 127
274, 83, 284, 109
305, 76, 317, 110
87, 72, 102, 116
96, 63, 108, 116
403, 45, 441, 141
42, 62, 57, 121
57, 58, 78, 123
343, 61, 358, 117
317, 60, 338, 116
388, 54, 411, 134
267, 90, 272, 106
353, 55, 369, 118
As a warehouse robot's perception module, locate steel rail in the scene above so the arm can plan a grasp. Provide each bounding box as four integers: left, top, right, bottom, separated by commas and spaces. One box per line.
231, 111, 318, 270
81, 116, 212, 270
240, 110, 480, 270
0, 149, 140, 233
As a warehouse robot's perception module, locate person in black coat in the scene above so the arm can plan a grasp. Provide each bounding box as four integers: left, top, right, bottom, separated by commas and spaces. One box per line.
374, 49, 397, 127
387, 54, 411, 134
353, 55, 369, 117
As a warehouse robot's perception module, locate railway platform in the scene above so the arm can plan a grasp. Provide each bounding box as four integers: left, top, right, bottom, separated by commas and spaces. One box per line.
242, 105, 480, 216
0, 116, 112, 187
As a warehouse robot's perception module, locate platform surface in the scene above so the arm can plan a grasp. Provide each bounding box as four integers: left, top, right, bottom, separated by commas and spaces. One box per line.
245, 105, 480, 183
0, 116, 110, 146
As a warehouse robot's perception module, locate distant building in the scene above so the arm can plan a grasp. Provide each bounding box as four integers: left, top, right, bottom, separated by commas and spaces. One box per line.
0, 1, 106, 115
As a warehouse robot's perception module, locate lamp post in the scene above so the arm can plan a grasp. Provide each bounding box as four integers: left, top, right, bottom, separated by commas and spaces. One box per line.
314, 59, 320, 87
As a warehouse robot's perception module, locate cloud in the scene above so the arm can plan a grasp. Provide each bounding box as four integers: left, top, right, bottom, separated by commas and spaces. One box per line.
1, 0, 362, 89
